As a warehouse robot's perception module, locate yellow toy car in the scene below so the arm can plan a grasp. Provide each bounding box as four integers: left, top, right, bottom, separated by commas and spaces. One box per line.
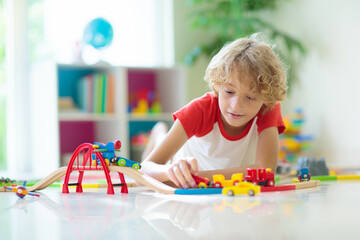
222, 182, 260, 197
213, 173, 243, 188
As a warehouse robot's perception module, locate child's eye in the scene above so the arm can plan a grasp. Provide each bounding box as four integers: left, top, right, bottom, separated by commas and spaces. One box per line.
225, 90, 234, 95
246, 96, 256, 101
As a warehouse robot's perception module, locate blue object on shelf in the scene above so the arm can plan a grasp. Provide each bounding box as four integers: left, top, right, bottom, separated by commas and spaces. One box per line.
83, 17, 113, 49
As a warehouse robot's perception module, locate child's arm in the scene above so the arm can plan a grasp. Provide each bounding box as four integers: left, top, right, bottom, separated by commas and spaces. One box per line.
254, 126, 279, 171
196, 127, 279, 179
141, 119, 199, 188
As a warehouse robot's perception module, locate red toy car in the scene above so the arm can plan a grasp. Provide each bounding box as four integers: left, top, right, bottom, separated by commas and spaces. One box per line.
191, 174, 212, 188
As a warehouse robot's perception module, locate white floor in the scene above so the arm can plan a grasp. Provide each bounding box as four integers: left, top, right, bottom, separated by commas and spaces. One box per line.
1, 180, 360, 240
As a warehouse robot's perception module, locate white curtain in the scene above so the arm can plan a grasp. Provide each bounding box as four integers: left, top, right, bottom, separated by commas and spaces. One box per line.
5, 0, 174, 177
44, 0, 174, 66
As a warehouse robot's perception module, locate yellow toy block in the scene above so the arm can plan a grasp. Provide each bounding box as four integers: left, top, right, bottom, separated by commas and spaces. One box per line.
213, 173, 243, 188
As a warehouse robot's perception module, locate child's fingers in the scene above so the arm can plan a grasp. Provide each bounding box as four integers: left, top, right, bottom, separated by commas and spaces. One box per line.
167, 168, 181, 188
187, 158, 198, 176
178, 160, 196, 188
172, 163, 189, 189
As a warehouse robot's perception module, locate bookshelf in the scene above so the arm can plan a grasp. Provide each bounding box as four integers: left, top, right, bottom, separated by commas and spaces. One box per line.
57, 63, 186, 166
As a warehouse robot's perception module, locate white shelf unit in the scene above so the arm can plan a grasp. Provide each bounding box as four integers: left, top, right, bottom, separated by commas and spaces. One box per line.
56, 63, 185, 166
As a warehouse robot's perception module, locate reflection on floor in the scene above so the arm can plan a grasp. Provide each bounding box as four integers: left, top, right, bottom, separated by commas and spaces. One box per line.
2, 180, 360, 239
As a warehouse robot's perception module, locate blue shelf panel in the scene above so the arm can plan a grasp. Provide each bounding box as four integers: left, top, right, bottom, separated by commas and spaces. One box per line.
129, 121, 158, 138
58, 67, 95, 101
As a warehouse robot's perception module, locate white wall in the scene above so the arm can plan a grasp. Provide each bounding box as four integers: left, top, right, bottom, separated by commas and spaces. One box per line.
173, 0, 214, 102
266, 0, 360, 167
174, 0, 360, 167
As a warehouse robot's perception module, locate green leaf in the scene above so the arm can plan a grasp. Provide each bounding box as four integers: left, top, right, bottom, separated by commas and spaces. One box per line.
183, 0, 307, 92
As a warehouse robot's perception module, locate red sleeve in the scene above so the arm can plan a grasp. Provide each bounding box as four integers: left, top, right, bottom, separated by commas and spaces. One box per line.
173, 93, 218, 139
256, 103, 285, 134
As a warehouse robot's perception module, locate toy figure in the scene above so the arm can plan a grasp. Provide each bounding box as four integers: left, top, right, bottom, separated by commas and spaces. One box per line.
3, 181, 40, 198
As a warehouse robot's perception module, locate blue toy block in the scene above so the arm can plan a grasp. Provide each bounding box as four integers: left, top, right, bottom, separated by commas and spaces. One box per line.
174, 188, 222, 195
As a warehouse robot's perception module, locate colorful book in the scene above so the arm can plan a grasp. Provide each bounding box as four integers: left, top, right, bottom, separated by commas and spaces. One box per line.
101, 74, 106, 113
106, 73, 114, 113
93, 74, 99, 113
87, 74, 93, 113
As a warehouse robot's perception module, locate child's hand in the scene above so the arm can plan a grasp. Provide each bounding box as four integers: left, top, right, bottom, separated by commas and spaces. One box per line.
166, 157, 198, 189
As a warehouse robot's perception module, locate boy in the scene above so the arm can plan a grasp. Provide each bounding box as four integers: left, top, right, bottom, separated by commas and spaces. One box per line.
141, 36, 287, 189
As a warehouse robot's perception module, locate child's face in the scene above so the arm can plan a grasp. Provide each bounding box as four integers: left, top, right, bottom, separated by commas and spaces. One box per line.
218, 75, 264, 135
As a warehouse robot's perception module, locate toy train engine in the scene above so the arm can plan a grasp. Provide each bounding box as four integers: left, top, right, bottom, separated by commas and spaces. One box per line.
92, 140, 121, 166
298, 168, 311, 181
245, 168, 275, 187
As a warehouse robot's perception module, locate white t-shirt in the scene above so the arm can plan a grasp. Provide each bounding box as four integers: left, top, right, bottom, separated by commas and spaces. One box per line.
173, 93, 285, 171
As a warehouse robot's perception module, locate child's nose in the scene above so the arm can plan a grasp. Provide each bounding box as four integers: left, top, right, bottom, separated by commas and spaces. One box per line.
230, 96, 242, 109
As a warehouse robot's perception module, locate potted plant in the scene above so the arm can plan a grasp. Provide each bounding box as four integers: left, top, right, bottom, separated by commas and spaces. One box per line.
184, 0, 306, 90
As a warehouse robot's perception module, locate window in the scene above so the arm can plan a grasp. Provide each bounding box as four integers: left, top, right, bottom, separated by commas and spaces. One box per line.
0, 0, 5, 170
44, 0, 173, 66
2, 0, 173, 175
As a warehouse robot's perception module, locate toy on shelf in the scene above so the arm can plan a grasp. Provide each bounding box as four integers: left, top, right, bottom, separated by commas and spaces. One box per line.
278, 108, 313, 164
212, 173, 243, 188
298, 168, 311, 181
245, 168, 275, 187
91, 140, 121, 166
131, 132, 149, 147
297, 157, 329, 176
222, 182, 260, 196
3, 181, 40, 198
129, 89, 162, 115
130, 132, 149, 162
191, 174, 212, 188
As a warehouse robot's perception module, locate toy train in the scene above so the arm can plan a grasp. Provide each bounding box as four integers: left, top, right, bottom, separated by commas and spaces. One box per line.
298, 168, 311, 181
91, 140, 141, 170
213, 173, 243, 188
244, 168, 275, 187
188, 168, 276, 196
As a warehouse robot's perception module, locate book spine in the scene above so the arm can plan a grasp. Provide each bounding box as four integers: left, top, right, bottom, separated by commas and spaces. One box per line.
101, 74, 107, 113
106, 73, 114, 113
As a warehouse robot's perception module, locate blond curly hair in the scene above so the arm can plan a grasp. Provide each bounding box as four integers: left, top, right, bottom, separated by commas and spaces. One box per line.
204, 34, 288, 113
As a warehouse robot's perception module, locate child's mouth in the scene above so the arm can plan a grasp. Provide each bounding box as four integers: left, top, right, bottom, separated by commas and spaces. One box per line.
229, 112, 244, 119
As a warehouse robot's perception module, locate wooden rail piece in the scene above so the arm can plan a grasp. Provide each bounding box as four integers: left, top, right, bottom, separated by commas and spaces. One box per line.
1, 166, 176, 194
27, 167, 68, 192
108, 166, 176, 194
261, 180, 321, 192
294, 179, 321, 189
1, 167, 319, 195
